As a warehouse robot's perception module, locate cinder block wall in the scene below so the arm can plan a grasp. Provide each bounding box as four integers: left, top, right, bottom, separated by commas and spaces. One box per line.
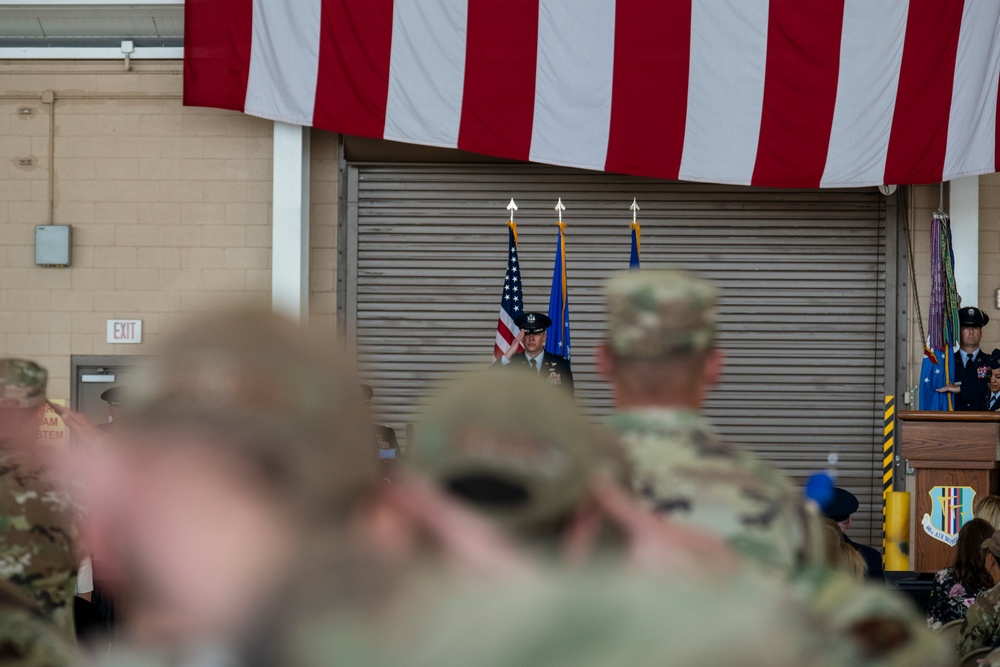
0, 60, 339, 400
905, 175, 1000, 401
981, 174, 1000, 347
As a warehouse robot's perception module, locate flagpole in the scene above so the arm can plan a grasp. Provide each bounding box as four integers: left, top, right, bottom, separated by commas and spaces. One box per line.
494, 198, 523, 359
629, 198, 641, 270
546, 199, 570, 361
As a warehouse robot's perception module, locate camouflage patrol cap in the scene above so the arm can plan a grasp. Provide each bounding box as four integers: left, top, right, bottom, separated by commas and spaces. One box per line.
982, 530, 1000, 557
0, 359, 48, 410
126, 309, 377, 514
407, 370, 622, 532
604, 269, 718, 357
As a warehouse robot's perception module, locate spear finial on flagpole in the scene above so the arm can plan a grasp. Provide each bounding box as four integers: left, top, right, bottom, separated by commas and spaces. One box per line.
507, 198, 518, 222
555, 197, 566, 223
631, 197, 639, 224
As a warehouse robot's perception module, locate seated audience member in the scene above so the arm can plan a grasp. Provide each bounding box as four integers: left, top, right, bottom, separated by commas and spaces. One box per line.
927, 518, 995, 629
376, 426, 400, 462
819, 518, 866, 581
957, 531, 1000, 657
822, 487, 884, 582
361, 384, 401, 462
978, 496, 1000, 530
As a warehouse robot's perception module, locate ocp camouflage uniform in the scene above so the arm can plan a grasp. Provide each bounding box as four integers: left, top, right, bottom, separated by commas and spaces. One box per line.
284, 566, 833, 667
0, 448, 77, 642
0, 579, 76, 666
789, 565, 953, 667
957, 581, 1000, 658
0, 360, 78, 642
602, 270, 820, 573
282, 563, 952, 667
607, 408, 817, 571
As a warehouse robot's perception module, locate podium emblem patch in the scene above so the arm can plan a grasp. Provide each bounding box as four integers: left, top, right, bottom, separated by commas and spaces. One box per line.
922, 486, 976, 546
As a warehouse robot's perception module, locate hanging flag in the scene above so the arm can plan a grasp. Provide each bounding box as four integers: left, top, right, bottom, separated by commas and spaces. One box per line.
545, 201, 570, 362
493, 220, 523, 360
629, 198, 641, 270
184, 0, 1000, 188
919, 213, 960, 410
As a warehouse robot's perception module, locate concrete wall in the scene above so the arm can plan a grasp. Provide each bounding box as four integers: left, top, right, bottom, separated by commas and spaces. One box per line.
0, 60, 339, 400
905, 175, 1000, 403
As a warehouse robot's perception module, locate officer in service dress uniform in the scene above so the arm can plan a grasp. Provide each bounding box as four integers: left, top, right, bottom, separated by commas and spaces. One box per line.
494, 312, 574, 395
98, 385, 128, 430
938, 307, 992, 410
988, 353, 1000, 412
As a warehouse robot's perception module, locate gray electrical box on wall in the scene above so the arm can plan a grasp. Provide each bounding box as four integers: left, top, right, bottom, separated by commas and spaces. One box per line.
35, 225, 72, 267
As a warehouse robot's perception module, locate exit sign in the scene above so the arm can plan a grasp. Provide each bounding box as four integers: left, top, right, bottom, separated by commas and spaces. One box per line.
107, 319, 143, 344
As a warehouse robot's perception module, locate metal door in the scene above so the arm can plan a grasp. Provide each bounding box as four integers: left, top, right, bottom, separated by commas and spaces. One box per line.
70, 355, 148, 428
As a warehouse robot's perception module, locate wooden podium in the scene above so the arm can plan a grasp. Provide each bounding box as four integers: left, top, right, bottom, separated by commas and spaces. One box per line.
899, 411, 1000, 572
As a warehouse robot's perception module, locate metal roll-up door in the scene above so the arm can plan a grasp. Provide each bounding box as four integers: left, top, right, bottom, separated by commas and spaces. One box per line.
344, 163, 892, 546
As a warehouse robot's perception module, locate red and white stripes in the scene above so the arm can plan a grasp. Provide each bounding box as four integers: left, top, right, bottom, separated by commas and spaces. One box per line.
184, 0, 1000, 188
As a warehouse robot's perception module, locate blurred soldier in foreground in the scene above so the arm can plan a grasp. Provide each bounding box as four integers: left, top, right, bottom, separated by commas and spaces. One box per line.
284, 375, 831, 667
598, 270, 818, 572
71, 309, 386, 662
405, 369, 730, 572
0, 579, 76, 666
72, 308, 947, 667
0, 359, 79, 642
75, 309, 537, 666
292, 370, 948, 667
595, 271, 953, 664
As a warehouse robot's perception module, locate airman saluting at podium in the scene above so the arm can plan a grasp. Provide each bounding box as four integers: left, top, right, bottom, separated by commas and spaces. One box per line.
494, 312, 574, 396
938, 307, 992, 411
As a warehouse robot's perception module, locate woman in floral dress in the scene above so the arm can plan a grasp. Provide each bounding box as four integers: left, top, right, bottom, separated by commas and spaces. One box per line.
927, 518, 995, 628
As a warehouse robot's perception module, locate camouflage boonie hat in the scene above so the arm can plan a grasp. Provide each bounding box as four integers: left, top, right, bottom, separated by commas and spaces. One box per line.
407, 370, 623, 531
0, 359, 48, 409
604, 269, 718, 357
127, 309, 378, 514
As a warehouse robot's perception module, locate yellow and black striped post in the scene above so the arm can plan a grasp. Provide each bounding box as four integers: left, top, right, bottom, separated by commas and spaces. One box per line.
883, 394, 911, 570
882, 395, 893, 566
883, 395, 894, 502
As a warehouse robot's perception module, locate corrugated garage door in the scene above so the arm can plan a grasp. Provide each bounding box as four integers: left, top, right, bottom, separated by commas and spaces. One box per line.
343, 163, 894, 547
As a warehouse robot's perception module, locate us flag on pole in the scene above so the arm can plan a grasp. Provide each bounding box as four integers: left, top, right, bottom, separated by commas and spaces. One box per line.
494, 221, 523, 360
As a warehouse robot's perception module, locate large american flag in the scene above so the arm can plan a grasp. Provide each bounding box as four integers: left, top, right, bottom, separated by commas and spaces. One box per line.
494, 222, 523, 360
184, 0, 1000, 188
